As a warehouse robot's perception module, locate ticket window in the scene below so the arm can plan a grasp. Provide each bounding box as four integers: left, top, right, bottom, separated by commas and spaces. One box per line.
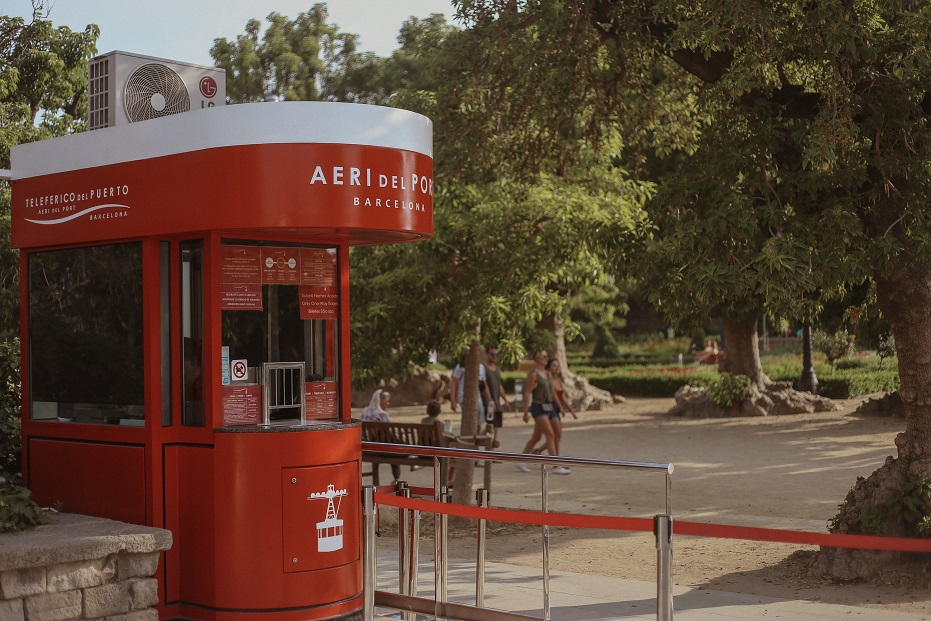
27, 242, 145, 425
219, 241, 339, 427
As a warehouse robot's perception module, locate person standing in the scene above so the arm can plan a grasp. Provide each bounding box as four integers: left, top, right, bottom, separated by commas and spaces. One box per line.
481, 345, 511, 443
450, 359, 492, 415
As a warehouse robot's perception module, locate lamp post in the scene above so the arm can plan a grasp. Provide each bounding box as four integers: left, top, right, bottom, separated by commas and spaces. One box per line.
799, 323, 818, 394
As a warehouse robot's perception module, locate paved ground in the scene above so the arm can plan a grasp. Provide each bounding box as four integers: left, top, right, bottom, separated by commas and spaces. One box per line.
374, 549, 929, 620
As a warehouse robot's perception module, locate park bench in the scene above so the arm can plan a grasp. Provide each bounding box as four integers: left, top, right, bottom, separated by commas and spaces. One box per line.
361, 420, 498, 489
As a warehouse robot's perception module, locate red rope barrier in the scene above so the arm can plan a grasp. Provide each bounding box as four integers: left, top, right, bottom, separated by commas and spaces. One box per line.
374, 493, 931, 553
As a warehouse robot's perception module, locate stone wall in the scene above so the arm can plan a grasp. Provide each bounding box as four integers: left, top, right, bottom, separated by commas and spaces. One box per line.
0, 513, 172, 621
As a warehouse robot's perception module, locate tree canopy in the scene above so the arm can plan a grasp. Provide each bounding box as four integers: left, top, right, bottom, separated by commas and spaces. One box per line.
0, 8, 98, 339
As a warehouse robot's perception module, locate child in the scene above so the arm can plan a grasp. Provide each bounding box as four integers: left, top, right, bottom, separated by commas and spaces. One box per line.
421, 399, 443, 429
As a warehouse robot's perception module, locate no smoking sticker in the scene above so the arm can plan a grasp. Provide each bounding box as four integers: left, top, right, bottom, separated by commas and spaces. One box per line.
231, 359, 248, 382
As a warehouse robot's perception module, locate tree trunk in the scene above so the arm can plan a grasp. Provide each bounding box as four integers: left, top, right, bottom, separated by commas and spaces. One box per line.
717, 317, 769, 389
813, 264, 931, 579
549, 315, 616, 410
876, 265, 931, 461
451, 337, 481, 507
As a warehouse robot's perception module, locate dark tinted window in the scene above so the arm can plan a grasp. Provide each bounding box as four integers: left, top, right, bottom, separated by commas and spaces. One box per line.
29, 243, 144, 424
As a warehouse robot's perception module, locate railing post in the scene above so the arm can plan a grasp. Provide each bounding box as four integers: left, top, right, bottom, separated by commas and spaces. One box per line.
409, 504, 421, 600
475, 488, 489, 607
541, 464, 550, 621
435, 485, 451, 620
397, 483, 412, 621
654, 514, 674, 621
362, 485, 376, 621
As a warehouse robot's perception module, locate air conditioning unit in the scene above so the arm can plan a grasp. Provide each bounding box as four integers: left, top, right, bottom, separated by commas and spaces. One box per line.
87, 51, 226, 131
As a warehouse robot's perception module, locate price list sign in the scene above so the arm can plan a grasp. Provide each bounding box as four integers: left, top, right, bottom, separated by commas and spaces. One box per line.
305, 382, 338, 420
222, 385, 261, 425
301, 248, 337, 286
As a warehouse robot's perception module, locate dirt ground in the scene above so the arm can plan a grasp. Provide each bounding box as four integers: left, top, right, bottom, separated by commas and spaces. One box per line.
367, 395, 931, 615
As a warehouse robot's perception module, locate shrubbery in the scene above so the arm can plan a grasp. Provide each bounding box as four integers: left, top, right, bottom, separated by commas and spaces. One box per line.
566, 351, 899, 399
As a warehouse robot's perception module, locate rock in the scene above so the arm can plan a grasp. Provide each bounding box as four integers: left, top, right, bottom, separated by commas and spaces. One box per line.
853, 391, 905, 418
351, 365, 450, 407
668, 383, 839, 418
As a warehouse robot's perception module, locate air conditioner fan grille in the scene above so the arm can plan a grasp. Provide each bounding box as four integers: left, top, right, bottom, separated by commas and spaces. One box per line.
123, 63, 190, 122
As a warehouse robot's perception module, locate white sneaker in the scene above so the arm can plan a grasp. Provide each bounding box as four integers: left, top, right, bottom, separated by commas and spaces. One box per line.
515, 463, 531, 472
552, 466, 571, 475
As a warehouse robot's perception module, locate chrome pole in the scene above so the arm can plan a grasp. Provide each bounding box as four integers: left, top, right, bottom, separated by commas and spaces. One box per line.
362, 486, 377, 621
435, 485, 450, 621
410, 506, 421, 599
398, 484, 412, 621
475, 488, 489, 607
440, 488, 451, 607
542, 465, 550, 621
655, 514, 674, 621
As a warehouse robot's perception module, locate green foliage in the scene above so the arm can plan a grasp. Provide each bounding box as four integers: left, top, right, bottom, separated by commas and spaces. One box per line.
762, 354, 899, 398
0, 483, 47, 533
584, 365, 719, 397
812, 330, 854, 372
832, 476, 931, 538
706, 373, 752, 408
0, 339, 20, 474
0, 9, 98, 339
591, 325, 621, 359
877, 334, 896, 369
210, 5, 392, 104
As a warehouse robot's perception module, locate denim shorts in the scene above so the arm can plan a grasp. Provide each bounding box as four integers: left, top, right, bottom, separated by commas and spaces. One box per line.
530, 402, 560, 420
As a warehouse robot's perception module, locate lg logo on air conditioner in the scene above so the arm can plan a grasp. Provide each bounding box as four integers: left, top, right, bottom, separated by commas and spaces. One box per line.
199, 76, 218, 107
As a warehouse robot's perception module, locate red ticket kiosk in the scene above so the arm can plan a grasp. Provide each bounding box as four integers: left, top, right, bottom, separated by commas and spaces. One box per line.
10, 101, 432, 620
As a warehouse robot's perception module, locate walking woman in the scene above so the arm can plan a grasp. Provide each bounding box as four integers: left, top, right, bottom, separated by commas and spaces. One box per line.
518, 351, 569, 474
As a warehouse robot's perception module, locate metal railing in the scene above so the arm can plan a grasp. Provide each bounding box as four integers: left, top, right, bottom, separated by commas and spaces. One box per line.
362, 442, 675, 621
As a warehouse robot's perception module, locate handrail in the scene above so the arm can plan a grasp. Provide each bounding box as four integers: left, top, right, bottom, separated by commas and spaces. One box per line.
362, 441, 674, 474
362, 442, 675, 621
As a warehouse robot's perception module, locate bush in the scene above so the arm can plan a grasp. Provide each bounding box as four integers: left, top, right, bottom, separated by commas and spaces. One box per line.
0, 483, 48, 533
762, 354, 899, 398
813, 330, 854, 371
585, 365, 719, 397
707, 373, 752, 408
0, 339, 21, 475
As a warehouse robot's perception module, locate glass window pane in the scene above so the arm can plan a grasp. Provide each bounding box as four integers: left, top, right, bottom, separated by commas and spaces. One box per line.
28, 243, 144, 425
220, 241, 339, 426
181, 240, 204, 427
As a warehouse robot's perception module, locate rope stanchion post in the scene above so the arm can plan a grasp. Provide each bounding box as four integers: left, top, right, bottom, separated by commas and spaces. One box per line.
362, 485, 376, 621
476, 488, 489, 608
435, 486, 451, 621
409, 503, 421, 600
541, 465, 550, 621
654, 514, 674, 621
397, 483, 412, 621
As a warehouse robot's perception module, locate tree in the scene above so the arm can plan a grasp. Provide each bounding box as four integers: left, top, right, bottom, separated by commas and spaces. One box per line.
451, 0, 931, 567
0, 6, 98, 338
210, 4, 390, 104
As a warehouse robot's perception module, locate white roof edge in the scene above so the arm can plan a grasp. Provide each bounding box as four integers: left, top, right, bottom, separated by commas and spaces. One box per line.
11, 101, 433, 179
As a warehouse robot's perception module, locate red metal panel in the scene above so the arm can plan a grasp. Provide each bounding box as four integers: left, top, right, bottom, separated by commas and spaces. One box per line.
209, 425, 362, 612
12, 144, 434, 249
281, 462, 359, 573
28, 439, 146, 524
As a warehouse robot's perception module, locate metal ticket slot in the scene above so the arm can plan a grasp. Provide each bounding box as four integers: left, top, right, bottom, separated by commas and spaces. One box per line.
10, 57, 433, 621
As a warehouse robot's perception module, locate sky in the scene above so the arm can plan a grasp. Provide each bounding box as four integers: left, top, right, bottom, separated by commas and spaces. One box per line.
5, 0, 458, 65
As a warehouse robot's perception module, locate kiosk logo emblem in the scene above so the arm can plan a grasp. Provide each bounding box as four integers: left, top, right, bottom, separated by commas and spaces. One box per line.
199, 76, 218, 98
308, 484, 348, 552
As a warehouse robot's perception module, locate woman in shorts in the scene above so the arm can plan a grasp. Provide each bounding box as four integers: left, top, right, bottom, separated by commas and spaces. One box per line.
517, 351, 569, 474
